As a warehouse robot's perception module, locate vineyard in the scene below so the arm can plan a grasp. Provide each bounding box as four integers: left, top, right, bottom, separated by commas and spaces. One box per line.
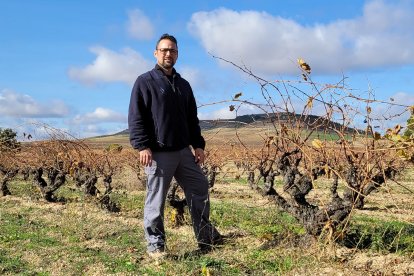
1, 60, 414, 275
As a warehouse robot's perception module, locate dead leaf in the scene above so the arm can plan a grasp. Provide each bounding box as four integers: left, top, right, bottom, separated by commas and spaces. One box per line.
298, 58, 311, 74
233, 92, 242, 99
265, 136, 275, 147
280, 124, 288, 134
301, 73, 308, 81
397, 149, 409, 160
386, 124, 402, 136
393, 124, 402, 135
312, 139, 323, 149
305, 97, 314, 109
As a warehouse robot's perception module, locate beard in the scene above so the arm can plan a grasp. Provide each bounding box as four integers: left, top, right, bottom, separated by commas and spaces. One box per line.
160, 59, 175, 69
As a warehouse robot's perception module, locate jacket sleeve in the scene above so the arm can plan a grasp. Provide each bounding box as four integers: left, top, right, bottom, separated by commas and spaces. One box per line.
128, 76, 152, 150
187, 86, 206, 150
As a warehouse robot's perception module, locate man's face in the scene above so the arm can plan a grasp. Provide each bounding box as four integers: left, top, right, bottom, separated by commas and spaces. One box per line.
154, 39, 178, 70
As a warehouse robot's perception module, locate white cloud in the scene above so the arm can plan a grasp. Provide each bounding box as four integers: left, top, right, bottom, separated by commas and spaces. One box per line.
68, 46, 152, 85
188, 0, 414, 75
198, 106, 235, 120
391, 92, 414, 107
72, 107, 126, 124
178, 66, 205, 90
369, 92, 414, 127
79, 124, 107, 138
0, 89, 69, 118
126, 9, 155, 40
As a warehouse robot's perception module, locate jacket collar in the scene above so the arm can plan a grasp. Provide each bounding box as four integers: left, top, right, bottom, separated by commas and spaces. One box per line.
155, 64, 177, 77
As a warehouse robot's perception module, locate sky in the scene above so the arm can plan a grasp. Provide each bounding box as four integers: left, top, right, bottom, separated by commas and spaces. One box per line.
1, 0, 414, 139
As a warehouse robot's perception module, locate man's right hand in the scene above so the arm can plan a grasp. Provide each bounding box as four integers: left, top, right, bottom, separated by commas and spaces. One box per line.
139, 148, 152, 167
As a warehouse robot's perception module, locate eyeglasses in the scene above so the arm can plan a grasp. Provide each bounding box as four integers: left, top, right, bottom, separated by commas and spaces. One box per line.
157, 48, 178, 55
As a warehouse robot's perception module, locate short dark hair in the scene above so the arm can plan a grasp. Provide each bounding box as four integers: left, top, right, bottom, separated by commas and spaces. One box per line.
156, 33, 178, 49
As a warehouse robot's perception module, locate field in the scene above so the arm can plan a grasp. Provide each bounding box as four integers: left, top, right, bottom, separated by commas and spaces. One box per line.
1, 127, 414, 275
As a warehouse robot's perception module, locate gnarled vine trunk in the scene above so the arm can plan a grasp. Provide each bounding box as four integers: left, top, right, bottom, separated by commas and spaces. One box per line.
1, 168, 18, 196
32, 167, 66, 202
249, 150, 397, 236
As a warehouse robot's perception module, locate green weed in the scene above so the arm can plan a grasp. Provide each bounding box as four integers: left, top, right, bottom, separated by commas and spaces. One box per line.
0, 250, 29, 274
340, 216, 414, 254
1, 172, 413, 275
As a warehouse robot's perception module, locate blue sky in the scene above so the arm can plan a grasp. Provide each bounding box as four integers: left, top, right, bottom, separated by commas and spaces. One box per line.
1, 0, 414, 139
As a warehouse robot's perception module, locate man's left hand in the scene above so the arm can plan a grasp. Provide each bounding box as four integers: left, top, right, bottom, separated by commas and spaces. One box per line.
194, 148, 205, 165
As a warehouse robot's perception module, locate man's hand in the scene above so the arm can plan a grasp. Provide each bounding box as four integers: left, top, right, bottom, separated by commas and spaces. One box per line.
139, 148, 152, 167
194, 148, 205, 165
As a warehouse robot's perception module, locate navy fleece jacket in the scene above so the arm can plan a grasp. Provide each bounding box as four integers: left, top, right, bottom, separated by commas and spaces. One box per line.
128, 65, 205, 152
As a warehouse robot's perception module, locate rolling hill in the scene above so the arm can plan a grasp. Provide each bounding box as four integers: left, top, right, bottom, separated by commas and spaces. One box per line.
113, 112, 357, 135
86, 113, 359, 149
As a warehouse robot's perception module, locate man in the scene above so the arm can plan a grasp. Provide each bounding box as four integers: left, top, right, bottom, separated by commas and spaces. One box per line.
128, 33, 222, 258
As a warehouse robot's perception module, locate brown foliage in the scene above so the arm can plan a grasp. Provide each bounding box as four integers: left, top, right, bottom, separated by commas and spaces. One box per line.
205, 56, 414, 237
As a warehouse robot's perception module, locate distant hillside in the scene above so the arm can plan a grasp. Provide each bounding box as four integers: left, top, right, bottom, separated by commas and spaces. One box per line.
113, 129, 130, 136
114, 113, 358, 136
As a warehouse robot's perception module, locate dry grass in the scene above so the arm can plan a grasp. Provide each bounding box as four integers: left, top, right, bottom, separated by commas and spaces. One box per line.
1, 129, 413, 275
1, 171, 414, 275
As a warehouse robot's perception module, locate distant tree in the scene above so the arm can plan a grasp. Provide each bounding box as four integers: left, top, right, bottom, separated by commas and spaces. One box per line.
0, 128, 20, 152
403, 114, 414, 139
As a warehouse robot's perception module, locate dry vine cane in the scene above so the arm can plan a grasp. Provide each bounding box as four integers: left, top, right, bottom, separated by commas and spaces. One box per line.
0, 126, 121, 212
215, 56, 414, 238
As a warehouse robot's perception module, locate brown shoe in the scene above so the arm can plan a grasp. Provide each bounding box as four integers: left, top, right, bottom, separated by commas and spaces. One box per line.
147, 248, 167, 263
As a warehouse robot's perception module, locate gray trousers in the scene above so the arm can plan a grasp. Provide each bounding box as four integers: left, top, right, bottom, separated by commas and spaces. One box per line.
143, 147, 220, 252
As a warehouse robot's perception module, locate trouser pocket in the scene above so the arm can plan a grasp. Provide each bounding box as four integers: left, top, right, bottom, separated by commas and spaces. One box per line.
144, 160, 158, 175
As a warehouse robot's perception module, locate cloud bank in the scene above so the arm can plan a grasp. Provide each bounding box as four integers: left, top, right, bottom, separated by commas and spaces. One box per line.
68, 46, 152, 85
72, 107, 126, 124
188, 0, 414, 75
0, 89, 69, 118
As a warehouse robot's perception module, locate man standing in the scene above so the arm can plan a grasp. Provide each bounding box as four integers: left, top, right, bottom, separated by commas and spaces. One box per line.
128, 33, 222, 258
